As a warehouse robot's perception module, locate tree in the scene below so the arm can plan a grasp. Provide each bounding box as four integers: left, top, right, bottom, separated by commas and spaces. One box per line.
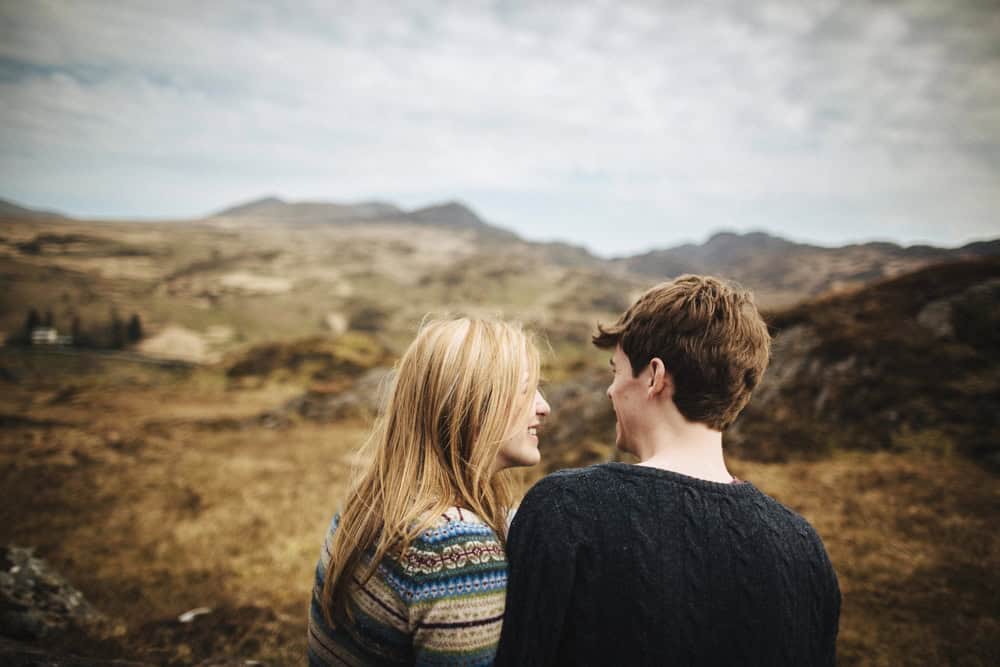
127, 314, 143, 343
71, 315, 83, 346
21, 308, 41, 344
109, 309, 125, 349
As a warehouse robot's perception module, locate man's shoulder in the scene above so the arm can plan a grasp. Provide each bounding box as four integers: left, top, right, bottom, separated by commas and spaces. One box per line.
525, 463, 619, 498
754, 491, 823, 535
513, 464, 621, 523
747, 492, 835, 570
506, 467, 614, 550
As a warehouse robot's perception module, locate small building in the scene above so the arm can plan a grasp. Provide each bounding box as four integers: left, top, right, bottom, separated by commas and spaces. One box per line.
31, 327, 73, 346
31, 327, 58, 344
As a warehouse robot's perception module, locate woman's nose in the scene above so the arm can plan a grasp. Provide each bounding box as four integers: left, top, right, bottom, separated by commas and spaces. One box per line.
536, 391, 551, 417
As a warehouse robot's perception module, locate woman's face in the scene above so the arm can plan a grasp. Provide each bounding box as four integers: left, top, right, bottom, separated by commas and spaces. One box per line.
494, 378, 551, 472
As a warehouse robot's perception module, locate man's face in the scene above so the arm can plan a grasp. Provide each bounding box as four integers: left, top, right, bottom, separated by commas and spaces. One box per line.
607, 345, 649, 456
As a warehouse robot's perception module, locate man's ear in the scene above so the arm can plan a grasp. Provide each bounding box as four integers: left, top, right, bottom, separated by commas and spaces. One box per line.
648, 358, 673, 398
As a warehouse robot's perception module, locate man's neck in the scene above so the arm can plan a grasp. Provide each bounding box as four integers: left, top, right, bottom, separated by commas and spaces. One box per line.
635, 421, 732, 483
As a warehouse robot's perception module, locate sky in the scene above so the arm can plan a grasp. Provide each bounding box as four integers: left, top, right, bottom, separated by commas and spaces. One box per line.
1, 0, 999, 257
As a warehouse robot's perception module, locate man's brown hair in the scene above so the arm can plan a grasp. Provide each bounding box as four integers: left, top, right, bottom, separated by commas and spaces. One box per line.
593, 275, 771, 431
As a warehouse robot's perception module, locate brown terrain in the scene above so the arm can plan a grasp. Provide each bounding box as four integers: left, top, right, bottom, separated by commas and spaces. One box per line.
1, 198, 998, 665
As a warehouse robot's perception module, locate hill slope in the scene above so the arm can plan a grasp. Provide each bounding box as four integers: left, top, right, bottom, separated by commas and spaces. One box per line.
728, 256, 1000, 465
534, 257, 1000, 469
0, 197, 65, 219
614, 231, 1000, 307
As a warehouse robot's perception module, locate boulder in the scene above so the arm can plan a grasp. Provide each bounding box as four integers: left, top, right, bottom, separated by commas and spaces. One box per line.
287, 367, 393, 422
0, 545, 109, 641
0, 636, 150, 666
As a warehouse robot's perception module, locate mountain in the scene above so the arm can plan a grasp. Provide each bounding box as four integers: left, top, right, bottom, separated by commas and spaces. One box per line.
7, 190, 1000, 320
211, 196, 403, 222
211, 196, 284, 217
0, 197, 65, 219
613, 231, 1000, 307
408, 200, 519, 241
0, 199, 642, 360
209, 196, 520, 241
958, 238, 1000, 258
408, 201, 486, 229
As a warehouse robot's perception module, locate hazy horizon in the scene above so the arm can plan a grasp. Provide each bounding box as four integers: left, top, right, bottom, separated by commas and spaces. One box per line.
5, 190, 1000, 259
2, 1, 999, 256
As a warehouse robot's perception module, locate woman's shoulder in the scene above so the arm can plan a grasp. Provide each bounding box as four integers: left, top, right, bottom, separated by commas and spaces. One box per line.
396, 507, 505, 578
415, 506, 500, 541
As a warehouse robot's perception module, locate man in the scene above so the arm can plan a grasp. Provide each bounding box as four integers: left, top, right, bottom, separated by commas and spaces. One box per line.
495, 275, 840, 666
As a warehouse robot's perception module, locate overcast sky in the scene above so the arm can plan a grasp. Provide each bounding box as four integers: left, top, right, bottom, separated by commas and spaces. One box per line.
1, 0, 998, 256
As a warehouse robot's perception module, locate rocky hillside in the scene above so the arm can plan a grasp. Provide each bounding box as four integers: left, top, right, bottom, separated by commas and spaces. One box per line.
534, 257, 1000, 470
3, 199, 999, 665
3, 194, 999, 376
613, 231, 1000, 308
729, 257, 1000, 465
0, 205, 643, 366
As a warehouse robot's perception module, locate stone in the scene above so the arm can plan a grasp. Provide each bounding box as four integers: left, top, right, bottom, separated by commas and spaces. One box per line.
0, 545, 110, 641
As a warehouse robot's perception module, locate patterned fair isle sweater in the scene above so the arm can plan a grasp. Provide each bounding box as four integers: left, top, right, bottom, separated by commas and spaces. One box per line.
308, 508, 507, 666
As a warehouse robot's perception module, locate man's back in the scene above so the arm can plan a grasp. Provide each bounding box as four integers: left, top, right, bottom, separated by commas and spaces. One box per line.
495, 463, 840, 667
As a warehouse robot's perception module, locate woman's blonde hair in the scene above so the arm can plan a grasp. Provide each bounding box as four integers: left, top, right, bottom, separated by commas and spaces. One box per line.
321, 317, 540, 624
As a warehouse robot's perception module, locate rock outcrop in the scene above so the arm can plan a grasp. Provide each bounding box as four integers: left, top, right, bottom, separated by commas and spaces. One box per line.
286, 367, 392, 422
728, 258, 1000, 465
0, 545, 110, 641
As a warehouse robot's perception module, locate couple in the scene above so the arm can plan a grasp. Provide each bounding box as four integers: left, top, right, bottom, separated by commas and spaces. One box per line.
308, 275, 841, 666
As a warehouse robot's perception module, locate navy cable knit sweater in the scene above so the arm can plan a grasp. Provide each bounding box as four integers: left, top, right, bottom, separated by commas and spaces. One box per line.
495, 463, 840, 666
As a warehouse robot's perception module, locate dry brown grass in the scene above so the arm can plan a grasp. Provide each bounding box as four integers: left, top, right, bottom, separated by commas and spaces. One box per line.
732, 453, 1000, 666
0, 349, 363, 664
1, 348, 998, 665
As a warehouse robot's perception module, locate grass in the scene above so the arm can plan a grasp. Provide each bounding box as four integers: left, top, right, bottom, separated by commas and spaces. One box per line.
733, 451, 1000, 666
1, 349, 997, 664
2, 218, 998, 664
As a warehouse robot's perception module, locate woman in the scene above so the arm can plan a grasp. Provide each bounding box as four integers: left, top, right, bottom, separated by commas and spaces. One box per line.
308, 317, 551, 666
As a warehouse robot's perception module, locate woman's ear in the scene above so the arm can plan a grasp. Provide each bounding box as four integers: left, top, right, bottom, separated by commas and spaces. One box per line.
648, 358, 673, 398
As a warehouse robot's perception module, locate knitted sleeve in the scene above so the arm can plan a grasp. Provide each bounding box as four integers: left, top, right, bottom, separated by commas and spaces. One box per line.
494, 476, 576, 667
397, 513, 508, 666
816, 533, 842, 666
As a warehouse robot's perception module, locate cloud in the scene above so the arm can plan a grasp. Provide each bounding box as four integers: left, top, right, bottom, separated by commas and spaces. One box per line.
0, 0, 998, 254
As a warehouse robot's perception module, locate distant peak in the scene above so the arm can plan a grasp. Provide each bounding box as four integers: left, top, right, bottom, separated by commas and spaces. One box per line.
409, 201, 486, 227
211, 196, 408, 220
413, 200, 475, 214
212, 195, 286, 217
706, 230, 781, 244
0, 196, 66, 219
245, 195, 285, 207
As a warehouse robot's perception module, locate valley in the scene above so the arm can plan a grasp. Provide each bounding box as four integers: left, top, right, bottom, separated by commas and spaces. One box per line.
1, 199, 998, 665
